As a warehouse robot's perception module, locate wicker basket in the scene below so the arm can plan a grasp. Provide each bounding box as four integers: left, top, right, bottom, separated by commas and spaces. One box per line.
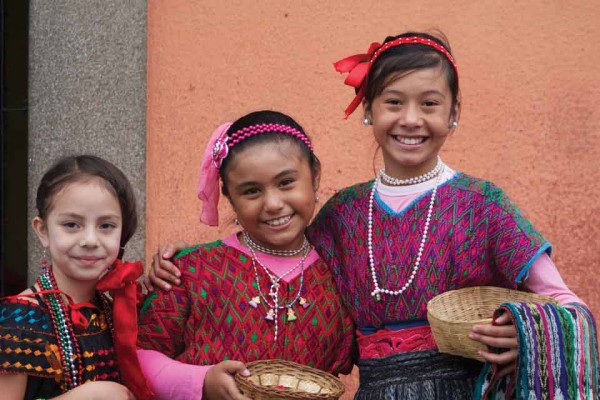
427, 286, 557, 362
234, 360, 345, 400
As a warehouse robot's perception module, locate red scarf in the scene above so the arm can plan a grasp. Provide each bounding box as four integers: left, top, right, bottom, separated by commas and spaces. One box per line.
97, 260, 154, 400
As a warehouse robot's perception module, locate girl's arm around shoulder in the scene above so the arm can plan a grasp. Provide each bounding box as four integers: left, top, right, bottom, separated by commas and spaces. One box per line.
144, 241, 224, 292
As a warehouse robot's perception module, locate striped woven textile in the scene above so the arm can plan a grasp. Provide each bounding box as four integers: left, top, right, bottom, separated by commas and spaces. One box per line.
474, 302, 599, 399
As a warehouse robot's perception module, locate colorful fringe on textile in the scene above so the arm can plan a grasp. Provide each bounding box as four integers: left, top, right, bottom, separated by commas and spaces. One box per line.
474, 302, 599, 399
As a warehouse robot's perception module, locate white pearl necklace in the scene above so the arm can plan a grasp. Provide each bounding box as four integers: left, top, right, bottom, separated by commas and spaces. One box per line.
368, 163, 445, 301
242, 230, 309, 257
380, 157, 442, 186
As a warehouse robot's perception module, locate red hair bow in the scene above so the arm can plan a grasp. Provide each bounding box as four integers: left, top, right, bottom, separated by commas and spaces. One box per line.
96, 259, 154, 400
333, 36, 459, 119
333, 42, 381, 119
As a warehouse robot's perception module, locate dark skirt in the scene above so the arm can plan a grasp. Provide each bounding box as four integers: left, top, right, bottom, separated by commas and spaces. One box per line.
355, 350, 483, 400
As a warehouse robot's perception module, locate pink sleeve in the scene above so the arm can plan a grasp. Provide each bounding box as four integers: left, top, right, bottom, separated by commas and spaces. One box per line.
137, 349, 210, 399
521, 253, 586, 306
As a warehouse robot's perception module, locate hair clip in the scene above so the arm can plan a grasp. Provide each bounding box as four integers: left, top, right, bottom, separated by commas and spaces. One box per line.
211, 134, 229, 168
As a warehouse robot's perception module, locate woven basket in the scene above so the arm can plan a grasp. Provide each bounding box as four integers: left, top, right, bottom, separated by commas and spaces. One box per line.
234, 360, 345, 400
427, 286, 557, 362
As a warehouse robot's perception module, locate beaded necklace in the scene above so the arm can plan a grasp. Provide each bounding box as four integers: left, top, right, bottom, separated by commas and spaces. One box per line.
379, 156, 442, 186
247, 245, 311, 342
37, 266, 114, 390
38, 268, 83, 390
242, 230, 309, 257
368, 163, 445, 301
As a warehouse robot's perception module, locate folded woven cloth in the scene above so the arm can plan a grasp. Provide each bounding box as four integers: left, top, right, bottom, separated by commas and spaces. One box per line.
474, 302, 598, 399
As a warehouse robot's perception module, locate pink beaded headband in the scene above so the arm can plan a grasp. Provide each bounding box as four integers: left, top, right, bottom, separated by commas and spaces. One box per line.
198, 122, 314, 226
212, 123, 314, 168
333, 36, 459, 118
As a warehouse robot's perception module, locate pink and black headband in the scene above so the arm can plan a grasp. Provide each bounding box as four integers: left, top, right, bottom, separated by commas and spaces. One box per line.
333, 35, 459, 118
198, 122, 314, 226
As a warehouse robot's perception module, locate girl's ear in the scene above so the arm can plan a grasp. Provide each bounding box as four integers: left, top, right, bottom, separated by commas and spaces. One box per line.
362, 101, 373, 124
312, 165, 322, 193
451, 100, 461, 125
32, 217, 50, 248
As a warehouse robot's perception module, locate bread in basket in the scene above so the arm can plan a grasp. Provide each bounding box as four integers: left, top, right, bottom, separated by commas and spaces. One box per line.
234, 359, 345, 400
427, 286, 557, 361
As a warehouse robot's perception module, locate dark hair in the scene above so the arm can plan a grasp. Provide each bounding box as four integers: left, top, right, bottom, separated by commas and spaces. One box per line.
36, 155, 138, 259
364, 31, 460, 117
219, 110, 321, 196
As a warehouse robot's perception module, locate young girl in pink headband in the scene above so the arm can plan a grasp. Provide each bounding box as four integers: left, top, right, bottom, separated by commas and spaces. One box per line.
137, 110, 354, 399
148, 32, 597, 399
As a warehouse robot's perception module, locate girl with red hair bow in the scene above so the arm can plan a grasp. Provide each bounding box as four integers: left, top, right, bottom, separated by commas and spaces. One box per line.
149, 32, 596, 399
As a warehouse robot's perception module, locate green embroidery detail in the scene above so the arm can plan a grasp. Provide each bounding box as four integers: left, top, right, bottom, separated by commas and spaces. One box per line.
140, 292, 158, 312
175, 240, 224, 259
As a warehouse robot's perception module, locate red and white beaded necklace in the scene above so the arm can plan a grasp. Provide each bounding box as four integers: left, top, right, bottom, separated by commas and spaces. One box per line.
37, 266, 114, 390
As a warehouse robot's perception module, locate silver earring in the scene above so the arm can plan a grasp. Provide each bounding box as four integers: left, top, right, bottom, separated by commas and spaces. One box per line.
363, 118, 372, 126
234, 218, 239, 225
449, 121, 458, 129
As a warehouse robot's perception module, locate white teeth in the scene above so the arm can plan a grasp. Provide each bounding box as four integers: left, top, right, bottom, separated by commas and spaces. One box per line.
396, 136, 425, 145
266, 215, 292, 226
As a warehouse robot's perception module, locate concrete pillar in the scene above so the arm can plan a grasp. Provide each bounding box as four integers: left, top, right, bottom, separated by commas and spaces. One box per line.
28, 1, 146, 282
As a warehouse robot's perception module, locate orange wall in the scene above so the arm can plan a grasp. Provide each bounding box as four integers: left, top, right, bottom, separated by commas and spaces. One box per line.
147, 2, 600, 394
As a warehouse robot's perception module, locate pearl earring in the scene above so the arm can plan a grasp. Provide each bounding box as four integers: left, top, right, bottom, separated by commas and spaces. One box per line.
363, 118, 372, 126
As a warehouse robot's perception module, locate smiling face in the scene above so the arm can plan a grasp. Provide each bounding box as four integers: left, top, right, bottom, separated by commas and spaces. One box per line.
369, 66, 458, 179
33, 179, 122, 288
224, 140, 319, 252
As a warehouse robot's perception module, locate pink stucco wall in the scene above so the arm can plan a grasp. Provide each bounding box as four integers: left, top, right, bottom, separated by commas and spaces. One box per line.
147, 2, 600, 396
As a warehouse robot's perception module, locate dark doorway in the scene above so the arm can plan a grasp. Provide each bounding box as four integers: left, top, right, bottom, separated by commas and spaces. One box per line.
1, 0, 28, 296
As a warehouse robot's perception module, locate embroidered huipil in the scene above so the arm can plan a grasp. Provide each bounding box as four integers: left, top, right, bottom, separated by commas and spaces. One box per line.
137, 240, 355, 375
308, 173, 551, 335
0, 297, 119, 399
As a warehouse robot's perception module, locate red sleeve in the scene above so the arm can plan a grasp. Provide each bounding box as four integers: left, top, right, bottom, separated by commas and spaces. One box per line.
137, 257, 192, 357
